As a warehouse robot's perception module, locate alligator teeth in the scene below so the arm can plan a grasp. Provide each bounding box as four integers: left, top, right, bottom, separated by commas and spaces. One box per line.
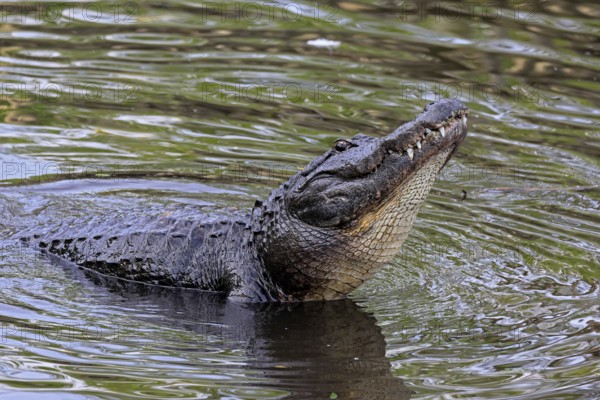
416, 140, 421, 149
407, 148, 414, 160
462, 116, 467, 124
387, 149, 393, 155
425, 128, 432, 135
439, 126, 446, 137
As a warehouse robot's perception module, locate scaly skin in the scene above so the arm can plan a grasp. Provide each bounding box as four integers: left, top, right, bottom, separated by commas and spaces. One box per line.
20, 99, 469, 302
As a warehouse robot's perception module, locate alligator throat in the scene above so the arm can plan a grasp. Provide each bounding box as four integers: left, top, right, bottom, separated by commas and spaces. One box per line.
19, 99, 469, 302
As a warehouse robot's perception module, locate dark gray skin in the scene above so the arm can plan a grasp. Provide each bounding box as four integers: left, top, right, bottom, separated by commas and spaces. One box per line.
19, 99, 469, 302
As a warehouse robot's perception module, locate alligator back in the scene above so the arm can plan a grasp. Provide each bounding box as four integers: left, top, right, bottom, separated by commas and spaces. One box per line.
19, 208, 253, 294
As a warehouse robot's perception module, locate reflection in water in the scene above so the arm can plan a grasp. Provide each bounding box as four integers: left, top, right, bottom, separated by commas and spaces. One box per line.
78, 267, 412, 400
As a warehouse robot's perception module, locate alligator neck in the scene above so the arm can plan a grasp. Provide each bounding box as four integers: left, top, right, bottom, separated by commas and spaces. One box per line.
252, 183, 382, 302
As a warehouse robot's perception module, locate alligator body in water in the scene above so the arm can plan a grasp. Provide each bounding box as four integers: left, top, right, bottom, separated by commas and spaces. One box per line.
19, 99, 469, 302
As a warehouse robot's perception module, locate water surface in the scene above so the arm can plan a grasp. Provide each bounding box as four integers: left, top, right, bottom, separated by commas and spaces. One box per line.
1, 0, 599, 398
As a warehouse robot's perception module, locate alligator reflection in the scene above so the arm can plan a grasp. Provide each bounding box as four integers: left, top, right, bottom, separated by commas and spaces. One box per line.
79, 268, 412, 400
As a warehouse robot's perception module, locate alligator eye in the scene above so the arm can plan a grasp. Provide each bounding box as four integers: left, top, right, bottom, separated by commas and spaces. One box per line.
334, 139, 351, 152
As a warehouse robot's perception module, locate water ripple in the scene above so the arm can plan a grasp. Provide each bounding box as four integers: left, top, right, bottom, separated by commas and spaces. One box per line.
0, 0, 599, 398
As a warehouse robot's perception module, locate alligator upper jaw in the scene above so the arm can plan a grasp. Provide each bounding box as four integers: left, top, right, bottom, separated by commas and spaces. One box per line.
359, 100, 469, 205
381, 100, 469, 169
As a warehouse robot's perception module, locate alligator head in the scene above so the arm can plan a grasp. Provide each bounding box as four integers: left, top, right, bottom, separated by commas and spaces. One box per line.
254, 99, 469, 301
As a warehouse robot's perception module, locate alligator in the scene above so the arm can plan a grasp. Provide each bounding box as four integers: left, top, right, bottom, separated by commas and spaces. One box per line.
19, 98, 469, 302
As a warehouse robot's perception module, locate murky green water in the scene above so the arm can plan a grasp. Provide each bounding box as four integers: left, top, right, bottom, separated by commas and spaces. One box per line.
1, 0, 599, 398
